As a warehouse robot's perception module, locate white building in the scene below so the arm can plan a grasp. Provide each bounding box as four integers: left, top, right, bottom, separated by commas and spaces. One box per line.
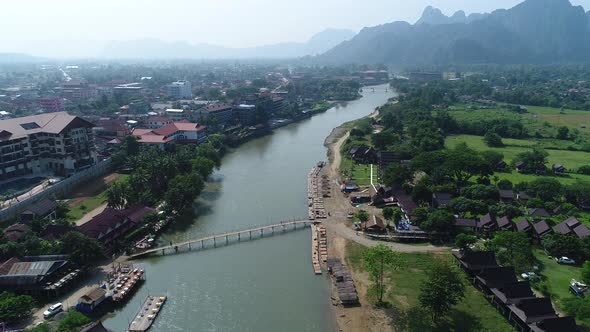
0, 112, 97, 181
165, 109, 189, 121
165, 80, 192, 99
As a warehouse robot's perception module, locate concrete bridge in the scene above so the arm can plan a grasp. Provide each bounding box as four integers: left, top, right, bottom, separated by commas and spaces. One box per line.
128, 220, 316, 259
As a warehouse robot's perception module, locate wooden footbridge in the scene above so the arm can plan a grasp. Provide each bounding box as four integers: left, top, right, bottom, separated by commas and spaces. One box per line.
129, 220, 316, 259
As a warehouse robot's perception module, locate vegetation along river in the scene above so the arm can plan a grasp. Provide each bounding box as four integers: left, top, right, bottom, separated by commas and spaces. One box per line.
103, 84, 396, 331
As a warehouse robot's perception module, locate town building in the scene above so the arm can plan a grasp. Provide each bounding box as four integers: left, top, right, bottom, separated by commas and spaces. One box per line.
39, 97, 65, 112
60, 81, 97, 102
165, 80, 192, 99
132, 121, 207, 149
145, 116, 173, 129
113, 83, 143, 97
233, 104, 256, 125
199, 103, 233, 126
0, 112, 97, 181
165, 109, 189, 121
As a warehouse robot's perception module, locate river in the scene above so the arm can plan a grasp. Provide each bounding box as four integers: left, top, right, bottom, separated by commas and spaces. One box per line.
103, 84, 396, 332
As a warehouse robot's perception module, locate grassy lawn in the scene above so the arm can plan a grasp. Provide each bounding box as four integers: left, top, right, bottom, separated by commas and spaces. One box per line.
447, 104, 590, 135
66, 192, 107, 221
534, 249, 590, 328
446, 134, 590, 170
495, 171, 590, 186
346, 242, 514, 331
65, 174, 129, 221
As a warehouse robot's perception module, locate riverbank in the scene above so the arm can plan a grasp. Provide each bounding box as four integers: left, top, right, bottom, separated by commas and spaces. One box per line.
321, 114, 449, 332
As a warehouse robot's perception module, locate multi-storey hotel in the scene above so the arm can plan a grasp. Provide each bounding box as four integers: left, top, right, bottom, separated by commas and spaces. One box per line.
0, 112, 97, 181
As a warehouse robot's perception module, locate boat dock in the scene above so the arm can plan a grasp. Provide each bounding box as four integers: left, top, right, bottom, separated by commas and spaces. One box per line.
308, 162, 330, 220
311, 223, 328, 275
327, 257, 359, 306
106, 263, 145, 303
128, 295, 167, 332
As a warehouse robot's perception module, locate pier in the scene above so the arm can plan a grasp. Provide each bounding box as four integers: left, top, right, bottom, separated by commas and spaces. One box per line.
308, 162, 329, 220
129, 220, 315, 259
128, 295, 167, 332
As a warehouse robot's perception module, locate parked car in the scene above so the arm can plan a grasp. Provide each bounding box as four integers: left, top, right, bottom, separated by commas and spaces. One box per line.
43, 303, 63, 319
557, 257, 576, 265
570, 285, 588, 299
521, 272, 539, 281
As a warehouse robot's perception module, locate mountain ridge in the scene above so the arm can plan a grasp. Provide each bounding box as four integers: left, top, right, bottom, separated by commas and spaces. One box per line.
101, 28, 356, 59
315, 0, 590, 66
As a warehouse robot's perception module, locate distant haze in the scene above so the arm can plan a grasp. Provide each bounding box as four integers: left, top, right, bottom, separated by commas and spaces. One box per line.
1, 0, 589, 58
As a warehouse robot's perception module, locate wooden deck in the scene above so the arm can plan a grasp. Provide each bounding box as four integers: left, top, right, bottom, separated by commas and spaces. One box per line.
128, 295, 166, 332
129, 220, 315, 259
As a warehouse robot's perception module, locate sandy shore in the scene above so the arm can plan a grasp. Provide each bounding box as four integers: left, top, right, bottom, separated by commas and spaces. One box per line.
322, 119, 448, 332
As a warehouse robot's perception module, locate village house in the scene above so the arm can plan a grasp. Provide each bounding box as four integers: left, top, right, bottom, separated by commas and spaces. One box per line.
478, 213, 497, 233
552, 163, 567, 176
515, 218, 533, 234
490, 281, 536, 310
475, 267, 518, 292
532, 220, 553, 239
77, 206, 155, 246
528, 208, 551, 220
3, 223, 30, 242
529, 317, 578, 332
76, 286, 108, 313
499, 189, 514, 203
20, 199, 57, 223
454, 218, 478, 232
432, 192, 453, 208
507, 298, 557, 328
349, 146, 377, 164
394, 190, 418, 220
0, 255, 71, 293
361, 215, 386, 234
452, 250, 499, 276
554, 216, 590, 239
496, 216, 514, 231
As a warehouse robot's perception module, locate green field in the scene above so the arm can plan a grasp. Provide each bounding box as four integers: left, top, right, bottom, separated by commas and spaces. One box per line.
339, 155, 376, 186
346, 243, 514, 331
534, 250, 590, 328
66, 174, 129, 221
448, 104, 590, 135
446, 134, 590, 170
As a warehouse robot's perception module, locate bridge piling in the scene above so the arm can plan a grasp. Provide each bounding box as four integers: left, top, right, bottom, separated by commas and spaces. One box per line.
225, 235, 228, 244
214, 237, 216, 247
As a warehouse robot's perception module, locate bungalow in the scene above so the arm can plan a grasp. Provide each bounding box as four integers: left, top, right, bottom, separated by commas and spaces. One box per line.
529, 317, 579, 332
20, 199, 57, 223
499, 190, 514, 203
515, 218, 533, 233
496, 216, 514, 231
452, 250, 499, 276
532, 220, 553, 239
529, 208, 551, 220
361, 215, 386, 234
76, 286, 107, 313
490, 281, 536, 310
77, 205, 155, 246
514, 161, 526, 173
517, 192, 531, 202
496, 160, 508, 172
507, 298, 557, 328
377, 151, 399, 176
552, 164, 567, 176
394, 191, 418, 220
554, 217, 590, 239
432, 192, 453, 208
478, 213, 497, 232
349, 146, 377, 164
3, 223, 30, 242
454, 218, 478, 231
475, 266, 518, 291
350, 193, 372, 205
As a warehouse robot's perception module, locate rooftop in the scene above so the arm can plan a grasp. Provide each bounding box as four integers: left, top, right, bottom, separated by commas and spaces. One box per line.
0, 112, 93, 140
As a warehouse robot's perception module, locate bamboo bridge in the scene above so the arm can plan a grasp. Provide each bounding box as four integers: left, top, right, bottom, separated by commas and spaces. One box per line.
128, 220, 316, 259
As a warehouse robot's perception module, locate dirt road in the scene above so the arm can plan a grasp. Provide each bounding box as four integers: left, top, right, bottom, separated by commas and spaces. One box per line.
322, 123, 448, 332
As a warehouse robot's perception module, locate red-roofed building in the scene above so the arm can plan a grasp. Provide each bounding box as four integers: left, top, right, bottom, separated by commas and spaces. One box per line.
146, 116, 173, 129
132, 122, 207, 149
76, 206, 155, 245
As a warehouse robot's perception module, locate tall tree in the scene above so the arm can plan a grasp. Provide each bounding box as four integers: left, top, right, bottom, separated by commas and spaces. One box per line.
419, 262, 465, 322
363, 245, 403, 304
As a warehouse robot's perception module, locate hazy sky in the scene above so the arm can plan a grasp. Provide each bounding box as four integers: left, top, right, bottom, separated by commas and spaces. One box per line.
2, 0, 589, 57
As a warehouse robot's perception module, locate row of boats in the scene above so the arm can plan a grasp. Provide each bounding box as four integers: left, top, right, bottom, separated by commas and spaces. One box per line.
308, 162, 329, 220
